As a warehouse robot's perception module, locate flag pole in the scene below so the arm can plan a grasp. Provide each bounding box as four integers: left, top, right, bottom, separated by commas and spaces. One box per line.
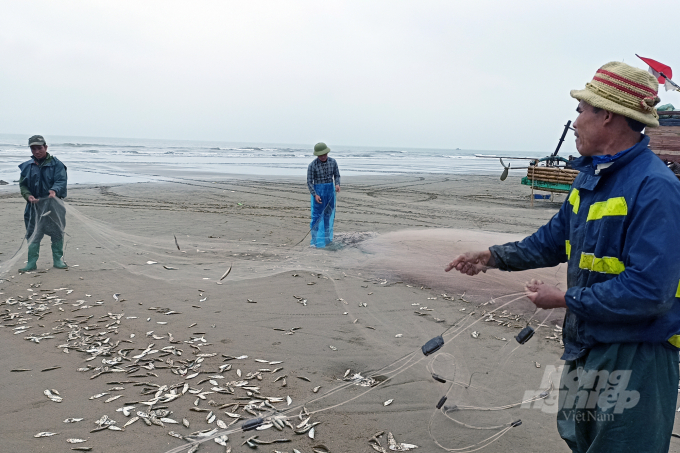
659, 72, 680, 91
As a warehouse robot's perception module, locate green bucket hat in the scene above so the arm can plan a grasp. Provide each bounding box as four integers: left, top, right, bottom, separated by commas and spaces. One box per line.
313, 142, 330, 156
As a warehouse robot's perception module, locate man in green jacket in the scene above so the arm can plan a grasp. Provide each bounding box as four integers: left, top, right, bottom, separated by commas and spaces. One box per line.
18, 135, 68, 272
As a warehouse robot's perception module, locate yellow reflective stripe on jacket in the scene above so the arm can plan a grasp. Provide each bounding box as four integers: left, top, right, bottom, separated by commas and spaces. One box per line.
565, 240, 571, 259
676, 280, 680, 298
579, 252, 625, 275
668, 335, 680, 348
587, 197, 628, 221
568, 189, 580, 214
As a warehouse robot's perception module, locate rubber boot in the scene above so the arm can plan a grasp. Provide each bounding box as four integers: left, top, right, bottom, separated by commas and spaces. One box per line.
51, 239, 68, 269
19, 242, 40, 272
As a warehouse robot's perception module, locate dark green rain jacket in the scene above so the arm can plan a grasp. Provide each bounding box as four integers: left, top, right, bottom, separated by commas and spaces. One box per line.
18, 153, 68, 232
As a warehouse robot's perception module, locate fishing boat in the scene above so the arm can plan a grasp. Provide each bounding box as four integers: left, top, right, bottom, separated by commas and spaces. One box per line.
647, 109, 680, 180
477, 121, 578, 205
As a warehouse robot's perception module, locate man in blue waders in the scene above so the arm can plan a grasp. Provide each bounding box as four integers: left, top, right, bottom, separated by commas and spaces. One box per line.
307, 142, 340, 248
18, 135, 68, 272
446, 62, 680, 452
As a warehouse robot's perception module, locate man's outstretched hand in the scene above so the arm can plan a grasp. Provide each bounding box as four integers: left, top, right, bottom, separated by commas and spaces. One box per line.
445, 250, 495, 276
525, 279, 567, 309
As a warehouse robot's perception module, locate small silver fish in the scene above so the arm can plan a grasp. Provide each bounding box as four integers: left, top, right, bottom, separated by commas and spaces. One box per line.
44, 389, 63, 403
34, 432, 59, 437
66, 439, 87, 444
123, 417, 139, 428
220, 265, 232, 281
214, 434, 229, 446
384, 399, 393, 406
297, 417, 310, 428
63, 418, 83, 423
89, 393, 109, 400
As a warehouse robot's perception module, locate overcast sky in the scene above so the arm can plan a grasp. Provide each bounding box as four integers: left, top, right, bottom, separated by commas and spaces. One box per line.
1, 1, 679, 152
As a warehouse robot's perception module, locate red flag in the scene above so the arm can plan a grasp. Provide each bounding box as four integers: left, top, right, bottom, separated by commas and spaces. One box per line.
636, 54, 673, 82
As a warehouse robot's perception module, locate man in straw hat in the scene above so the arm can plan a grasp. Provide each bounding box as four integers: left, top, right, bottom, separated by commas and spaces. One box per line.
307, 142, 340, 247
446, 61, 680, 452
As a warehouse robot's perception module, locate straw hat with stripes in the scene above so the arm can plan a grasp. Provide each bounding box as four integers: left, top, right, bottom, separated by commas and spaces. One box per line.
571, 61, 661, 127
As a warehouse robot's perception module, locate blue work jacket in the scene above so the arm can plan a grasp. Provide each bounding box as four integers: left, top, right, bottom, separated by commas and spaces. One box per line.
490, 135, 680, 360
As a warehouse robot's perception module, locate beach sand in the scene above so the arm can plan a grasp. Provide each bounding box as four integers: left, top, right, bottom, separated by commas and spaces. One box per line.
0, 174, 676, 453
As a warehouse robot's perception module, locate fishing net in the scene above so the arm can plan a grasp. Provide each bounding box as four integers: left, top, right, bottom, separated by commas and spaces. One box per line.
0, 197, 567, 453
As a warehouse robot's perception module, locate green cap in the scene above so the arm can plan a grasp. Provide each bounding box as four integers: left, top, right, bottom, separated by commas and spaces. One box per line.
313, 142, 330, 156
28, 135, 46, 146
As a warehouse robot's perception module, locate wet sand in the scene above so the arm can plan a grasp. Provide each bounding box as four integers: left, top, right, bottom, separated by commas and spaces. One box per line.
0, 174, 676, 453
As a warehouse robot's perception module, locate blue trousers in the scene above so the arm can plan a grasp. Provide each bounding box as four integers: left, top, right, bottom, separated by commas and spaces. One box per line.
310, 183, 335, 248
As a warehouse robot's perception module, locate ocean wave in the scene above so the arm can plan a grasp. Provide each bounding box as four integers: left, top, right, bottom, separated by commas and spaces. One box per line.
58, 143, 147, 149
